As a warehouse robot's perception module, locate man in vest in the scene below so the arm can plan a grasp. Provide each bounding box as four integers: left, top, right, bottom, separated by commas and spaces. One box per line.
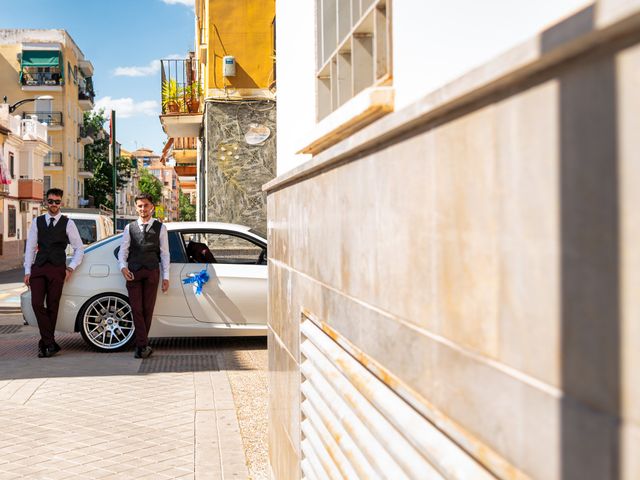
24, 188, 84, 358
118, 193, 170, 358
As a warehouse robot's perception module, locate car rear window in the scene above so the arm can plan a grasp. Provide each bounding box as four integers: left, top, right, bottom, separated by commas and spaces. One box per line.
73, 219, 97, 244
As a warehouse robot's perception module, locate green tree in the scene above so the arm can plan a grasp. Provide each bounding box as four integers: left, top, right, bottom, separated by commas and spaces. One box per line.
138, 168, 163, 205
179, 189, 196, 221
84, 110, 133, 209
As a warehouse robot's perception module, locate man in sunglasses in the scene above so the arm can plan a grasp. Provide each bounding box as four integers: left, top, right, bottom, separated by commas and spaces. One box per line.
24, 188, 84, 358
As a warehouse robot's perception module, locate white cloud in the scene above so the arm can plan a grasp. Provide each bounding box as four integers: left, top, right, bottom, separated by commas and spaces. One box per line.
161, 0, 194, 7
113, 60, 160, 77
113, 55, 186, 77
93, 97, 159, 118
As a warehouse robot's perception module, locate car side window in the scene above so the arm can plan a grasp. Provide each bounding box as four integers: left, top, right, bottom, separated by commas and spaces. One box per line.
181, 231, 266, 265
168, 231, 188, 263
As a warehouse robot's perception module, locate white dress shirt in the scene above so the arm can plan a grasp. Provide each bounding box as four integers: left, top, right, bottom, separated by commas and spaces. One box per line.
118, 218, 170, 280
24, 213, 85, 275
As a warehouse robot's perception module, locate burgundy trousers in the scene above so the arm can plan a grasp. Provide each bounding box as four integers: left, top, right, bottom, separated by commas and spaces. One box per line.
126, 267, 160, 348
30, 263, 66, 348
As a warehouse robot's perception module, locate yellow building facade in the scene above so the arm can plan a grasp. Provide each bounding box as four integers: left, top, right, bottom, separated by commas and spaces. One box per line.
196, 0, 275, 98
0, 29, 95, 208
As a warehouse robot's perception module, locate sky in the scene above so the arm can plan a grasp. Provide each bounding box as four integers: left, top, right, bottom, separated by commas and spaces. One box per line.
0, 0, 196, 155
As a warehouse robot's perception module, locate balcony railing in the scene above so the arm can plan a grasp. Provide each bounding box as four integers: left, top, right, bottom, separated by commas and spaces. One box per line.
21, 71, 63, 87
78, 159, 94, 172
174, 137, 197, 150
18, 179, 44, 200
21, 118, 48, 142
22, 111, 63, 127
160, 57, 202, 114
79, 88, 95, 104
44, 152, 63, 167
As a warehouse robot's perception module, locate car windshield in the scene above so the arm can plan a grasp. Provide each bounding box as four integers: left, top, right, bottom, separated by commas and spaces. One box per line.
73, 219, 98, 245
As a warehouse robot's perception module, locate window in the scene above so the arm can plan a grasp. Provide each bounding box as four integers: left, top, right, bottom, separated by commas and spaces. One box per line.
8, 206, 16, 237
35, 97, 52, 114
9, 153, 14, 179
316, 0, 391, 120
73, 219, 97, 244
181, 231, 266, 265
168, 231, 188, 263
44, 176, 51, 193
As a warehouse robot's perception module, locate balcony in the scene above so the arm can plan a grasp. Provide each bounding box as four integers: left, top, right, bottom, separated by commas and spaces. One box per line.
78, 75, 95, 110
173, 137, 197, 163
78, 159, 94, 178
78, 125, 94, 145
78, 89, 95, 110
20, 50, 63, 90
22, 111, 63, 129
175, 164, 197, 176
20, 118, 48, 142
18, 179, 44, 200
44, 152, 63, 168
159, 57, 203, 138
174, 137, 197, 150
21, 71, 63, 89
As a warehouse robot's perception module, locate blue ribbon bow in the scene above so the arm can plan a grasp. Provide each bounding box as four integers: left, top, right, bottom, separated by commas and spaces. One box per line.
182, 269, 210, 295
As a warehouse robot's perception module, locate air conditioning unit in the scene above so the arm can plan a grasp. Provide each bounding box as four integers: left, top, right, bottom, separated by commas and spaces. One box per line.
19, 201, 29, 212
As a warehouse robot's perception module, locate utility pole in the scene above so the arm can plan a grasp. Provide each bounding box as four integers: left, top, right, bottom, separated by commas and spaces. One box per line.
109, 110, 117, 230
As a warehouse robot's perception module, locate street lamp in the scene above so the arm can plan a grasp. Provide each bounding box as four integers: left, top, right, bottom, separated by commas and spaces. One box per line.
3, 95, 54, 113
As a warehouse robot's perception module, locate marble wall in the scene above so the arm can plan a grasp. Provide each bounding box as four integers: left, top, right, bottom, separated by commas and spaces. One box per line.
266, 7, 640, 479
204, 100, 276, 232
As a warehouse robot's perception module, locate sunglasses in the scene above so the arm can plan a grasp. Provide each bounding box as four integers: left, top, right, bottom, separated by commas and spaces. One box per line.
47, 199, 61, 205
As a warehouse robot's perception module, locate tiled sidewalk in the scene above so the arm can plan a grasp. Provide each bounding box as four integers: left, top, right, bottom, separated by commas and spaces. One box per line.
0, 324, 266, 479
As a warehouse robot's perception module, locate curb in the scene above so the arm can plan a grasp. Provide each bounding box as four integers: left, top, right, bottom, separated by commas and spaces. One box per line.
0, 306, 21, 314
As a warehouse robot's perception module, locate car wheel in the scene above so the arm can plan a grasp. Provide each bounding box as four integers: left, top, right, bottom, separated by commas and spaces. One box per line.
78, 293, 135, 352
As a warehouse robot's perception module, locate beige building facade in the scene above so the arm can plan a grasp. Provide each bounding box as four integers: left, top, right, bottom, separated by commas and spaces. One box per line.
0, 29, 95, 209
0, 103, 50, 270
269, 1, 640, 479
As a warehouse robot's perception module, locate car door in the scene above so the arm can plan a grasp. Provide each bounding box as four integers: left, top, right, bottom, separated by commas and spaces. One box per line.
179, 229, 267, 325
152, 230, 193, 317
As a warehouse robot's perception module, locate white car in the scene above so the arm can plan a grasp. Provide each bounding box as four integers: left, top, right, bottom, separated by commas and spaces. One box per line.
21, 222, 268, 352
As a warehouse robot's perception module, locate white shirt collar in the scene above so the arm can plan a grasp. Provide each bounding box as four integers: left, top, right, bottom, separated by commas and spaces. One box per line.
137, 218, 156, 227
45, 212, 62, 221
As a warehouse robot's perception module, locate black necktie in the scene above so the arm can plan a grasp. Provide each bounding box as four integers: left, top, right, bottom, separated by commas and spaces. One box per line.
142, 223, 148, 234
48, 218, 55, 229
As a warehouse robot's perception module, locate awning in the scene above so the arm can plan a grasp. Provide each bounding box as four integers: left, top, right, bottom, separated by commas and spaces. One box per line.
21, 50, 61, 67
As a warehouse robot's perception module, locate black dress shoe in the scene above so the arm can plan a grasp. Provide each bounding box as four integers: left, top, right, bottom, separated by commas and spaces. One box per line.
134, 346, 153, 359
38, 344, 59, 358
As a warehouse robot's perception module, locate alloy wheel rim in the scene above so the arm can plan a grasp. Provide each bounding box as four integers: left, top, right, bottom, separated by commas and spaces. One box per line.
83, 296, 134, 349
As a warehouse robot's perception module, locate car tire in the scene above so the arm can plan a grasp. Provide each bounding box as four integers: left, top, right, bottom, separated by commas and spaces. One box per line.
78, 293, 135, 352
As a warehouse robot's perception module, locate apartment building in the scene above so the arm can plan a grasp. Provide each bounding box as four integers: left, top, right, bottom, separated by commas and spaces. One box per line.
148, 159, 179, 221
159, 0, 276, 230
269, 1, 640, 479
0, 103, 50, 270
115, 147, 139, 218
0, 29, 95, 209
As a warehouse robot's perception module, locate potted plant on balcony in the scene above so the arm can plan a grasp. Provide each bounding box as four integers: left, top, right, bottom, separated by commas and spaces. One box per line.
184, 80, 202, 113
161, 79, 183, 113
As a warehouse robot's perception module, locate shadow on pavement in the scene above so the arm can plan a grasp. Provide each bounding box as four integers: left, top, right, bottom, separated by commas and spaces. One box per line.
0, 322, 267, 381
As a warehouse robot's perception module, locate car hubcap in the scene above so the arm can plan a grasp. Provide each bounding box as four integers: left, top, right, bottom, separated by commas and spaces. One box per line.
83, 296, 134, 349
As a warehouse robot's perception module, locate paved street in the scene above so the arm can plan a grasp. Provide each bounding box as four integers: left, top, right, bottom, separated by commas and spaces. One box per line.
0, 273, 268, 480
